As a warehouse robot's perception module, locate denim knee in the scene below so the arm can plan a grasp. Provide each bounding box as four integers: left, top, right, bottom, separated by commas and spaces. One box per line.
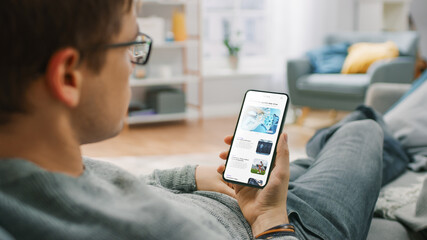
338, 119, 384, 182
338, 119, 384, 149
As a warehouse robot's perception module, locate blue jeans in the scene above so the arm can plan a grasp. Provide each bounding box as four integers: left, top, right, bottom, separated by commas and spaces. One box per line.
287, 120, 383, 240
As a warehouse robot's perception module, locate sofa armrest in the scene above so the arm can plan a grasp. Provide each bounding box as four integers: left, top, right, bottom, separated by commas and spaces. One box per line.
286, 58, 312, 94
368, 57, 415, 84
287, 58, 312, 78
365, 83, 411, 114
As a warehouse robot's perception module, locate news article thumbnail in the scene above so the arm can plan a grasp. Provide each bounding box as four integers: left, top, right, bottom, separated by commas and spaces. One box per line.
240, 106, 280, 134
251, 159, 268, 175
248, 178, 263, 187
256, 139, 272, 155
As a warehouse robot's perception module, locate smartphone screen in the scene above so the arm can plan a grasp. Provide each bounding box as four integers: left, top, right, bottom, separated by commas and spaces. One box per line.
223, 90, 289, 188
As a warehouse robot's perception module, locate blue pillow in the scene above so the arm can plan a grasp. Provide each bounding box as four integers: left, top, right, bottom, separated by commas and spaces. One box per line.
306, 42, 350, 73
387, 69, 427, 112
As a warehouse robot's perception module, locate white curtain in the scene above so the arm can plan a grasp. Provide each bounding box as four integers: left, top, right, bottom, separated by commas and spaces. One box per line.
269, 0, 356, 92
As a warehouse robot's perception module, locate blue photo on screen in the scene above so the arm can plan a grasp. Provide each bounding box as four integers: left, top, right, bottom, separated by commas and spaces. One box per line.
247, 178, 263, 187
256, 140, 273, 155
240, 106, 281, 134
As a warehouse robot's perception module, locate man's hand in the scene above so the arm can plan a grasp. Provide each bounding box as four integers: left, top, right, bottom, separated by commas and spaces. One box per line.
195, 165, 235, 198
218, 133, 291, 237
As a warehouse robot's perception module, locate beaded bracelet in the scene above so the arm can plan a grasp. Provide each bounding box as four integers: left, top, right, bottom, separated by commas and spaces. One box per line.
255, 224, 295, 239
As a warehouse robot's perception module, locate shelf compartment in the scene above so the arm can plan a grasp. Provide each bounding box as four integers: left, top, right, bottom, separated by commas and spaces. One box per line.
142, 0, 188, 5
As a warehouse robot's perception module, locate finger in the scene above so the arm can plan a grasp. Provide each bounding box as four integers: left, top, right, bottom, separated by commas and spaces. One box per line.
224, 135, 233, 145
219, 150, 229, 160
217, 164, 225, 174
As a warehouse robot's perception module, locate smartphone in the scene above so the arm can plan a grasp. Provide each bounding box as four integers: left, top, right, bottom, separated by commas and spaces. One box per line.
223, 90, 289, 188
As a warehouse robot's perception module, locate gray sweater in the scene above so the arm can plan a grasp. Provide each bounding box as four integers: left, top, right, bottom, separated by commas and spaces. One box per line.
0, 158, 298, 240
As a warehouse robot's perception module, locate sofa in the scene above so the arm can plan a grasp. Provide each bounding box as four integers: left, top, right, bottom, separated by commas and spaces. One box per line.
287, 31, 419, 111
365, 82, 427, 240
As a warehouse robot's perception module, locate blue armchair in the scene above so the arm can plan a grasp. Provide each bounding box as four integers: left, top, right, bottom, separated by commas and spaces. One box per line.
287, 31, 419, 111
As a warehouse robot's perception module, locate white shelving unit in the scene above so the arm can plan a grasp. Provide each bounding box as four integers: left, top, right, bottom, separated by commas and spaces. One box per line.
129, 75, 198, 87
142, 0, 189, 5
357, 0, 412, 32
127, 0, 202, 125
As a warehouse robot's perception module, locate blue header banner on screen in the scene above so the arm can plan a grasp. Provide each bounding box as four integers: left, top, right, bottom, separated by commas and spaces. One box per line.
223, 90, 289, 188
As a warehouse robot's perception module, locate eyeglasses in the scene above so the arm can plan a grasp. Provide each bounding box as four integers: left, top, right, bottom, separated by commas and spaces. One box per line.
105, 32, 153, 65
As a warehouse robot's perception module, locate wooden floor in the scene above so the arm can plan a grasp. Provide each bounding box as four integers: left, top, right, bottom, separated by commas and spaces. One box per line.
81, 110, 349, 158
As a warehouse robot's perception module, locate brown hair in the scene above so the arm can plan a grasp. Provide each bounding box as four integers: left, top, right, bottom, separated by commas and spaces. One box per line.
0, 0, 134, 124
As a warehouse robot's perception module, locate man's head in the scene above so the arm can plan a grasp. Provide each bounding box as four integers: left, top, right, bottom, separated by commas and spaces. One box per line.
0, 0, 138, 144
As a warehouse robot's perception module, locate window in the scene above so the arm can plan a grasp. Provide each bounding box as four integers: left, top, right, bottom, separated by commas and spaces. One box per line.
203, 0, 272, 69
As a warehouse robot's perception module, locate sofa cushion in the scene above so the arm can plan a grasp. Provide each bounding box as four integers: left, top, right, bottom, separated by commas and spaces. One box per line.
296, 74, 370, 97
367, 218, 410, 240
384, 79, 427, 171
341, 41, 399, 74
306, 42, 350, 73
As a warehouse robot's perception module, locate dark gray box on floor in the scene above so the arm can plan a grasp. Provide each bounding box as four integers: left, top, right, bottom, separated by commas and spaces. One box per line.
146, 87, 186, 114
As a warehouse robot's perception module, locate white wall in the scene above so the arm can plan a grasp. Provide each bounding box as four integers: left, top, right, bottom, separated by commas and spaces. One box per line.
284, 0, 355, 58
201, 75, 278, 118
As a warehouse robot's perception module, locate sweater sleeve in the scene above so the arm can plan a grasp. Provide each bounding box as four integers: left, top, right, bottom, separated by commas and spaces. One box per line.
141, 165, 198, 192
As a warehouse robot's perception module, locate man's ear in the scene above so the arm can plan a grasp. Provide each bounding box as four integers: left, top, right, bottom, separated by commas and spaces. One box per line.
45, 48, 83, 108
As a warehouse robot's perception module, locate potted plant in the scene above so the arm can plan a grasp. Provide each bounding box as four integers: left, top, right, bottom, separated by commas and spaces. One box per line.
223, 32, 241, 70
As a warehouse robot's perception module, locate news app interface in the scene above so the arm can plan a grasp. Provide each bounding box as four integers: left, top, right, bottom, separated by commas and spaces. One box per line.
224, 91, 288, 187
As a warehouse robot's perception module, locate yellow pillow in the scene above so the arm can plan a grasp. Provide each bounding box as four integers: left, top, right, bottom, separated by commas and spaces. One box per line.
341, 41, 399, 74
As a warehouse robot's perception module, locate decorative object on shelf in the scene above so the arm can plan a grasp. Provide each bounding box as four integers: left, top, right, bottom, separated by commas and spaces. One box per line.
165, 21, 174, 42
165, 30, 174, 42
133, 65, 148, 79
224, 32, 241, 70
172, 9, 187, 41
146, 87, 186, 114
128, 101, 155, 117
